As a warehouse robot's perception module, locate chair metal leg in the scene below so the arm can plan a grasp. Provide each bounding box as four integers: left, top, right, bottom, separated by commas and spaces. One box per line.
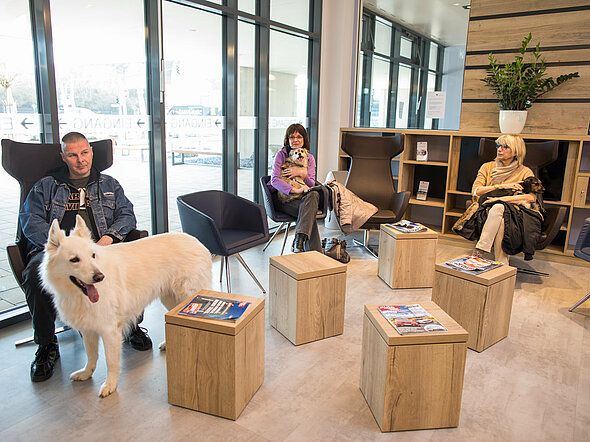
353, 229, 378, 258
280, 222, 291, 255
516, 267, 550, 277
263, 222, 287, 251
15, 325, 72, 347
225, 256, 231, 293
235, 253, 266, 294
569, 293, 590, 312
219, 256, 224, 283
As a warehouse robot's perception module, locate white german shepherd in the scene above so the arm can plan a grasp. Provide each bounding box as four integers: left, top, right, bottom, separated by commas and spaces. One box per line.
40, 215, 212, 398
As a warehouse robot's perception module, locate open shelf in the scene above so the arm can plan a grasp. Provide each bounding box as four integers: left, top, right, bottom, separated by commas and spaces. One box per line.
409, 197, 445, 207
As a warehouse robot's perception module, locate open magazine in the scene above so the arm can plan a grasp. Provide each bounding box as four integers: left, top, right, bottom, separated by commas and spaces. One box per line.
387, 220, 427, 233
444, 255, 503, 273
179, 294, 250, 321
378, 304, 447, 335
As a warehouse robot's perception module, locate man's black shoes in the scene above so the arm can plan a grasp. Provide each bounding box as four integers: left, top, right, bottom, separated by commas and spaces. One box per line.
31, 340, 60, 382
125, 325, 152, 351
292, 233, 308, 253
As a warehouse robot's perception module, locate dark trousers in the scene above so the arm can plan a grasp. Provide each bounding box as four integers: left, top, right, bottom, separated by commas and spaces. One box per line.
22, 253, 57, 346
274, 190, 322, 252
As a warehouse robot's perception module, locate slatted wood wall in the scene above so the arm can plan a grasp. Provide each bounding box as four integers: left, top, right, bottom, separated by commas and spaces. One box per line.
460, 0, 590, 135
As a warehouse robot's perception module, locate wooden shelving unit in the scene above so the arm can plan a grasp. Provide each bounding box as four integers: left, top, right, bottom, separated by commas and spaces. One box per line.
338, 128, 590, 257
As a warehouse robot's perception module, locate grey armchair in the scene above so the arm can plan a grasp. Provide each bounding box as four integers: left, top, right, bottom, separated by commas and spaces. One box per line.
340, 132, 410, 257
177, 190, 269, 294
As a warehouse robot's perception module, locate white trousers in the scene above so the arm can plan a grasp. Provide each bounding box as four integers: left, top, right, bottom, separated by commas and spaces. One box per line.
476, 204, 509, 265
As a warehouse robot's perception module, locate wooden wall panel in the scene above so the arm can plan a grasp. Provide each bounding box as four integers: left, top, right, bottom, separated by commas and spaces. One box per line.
462, 66, 590, 100
466, 11, 590, 52
466, 49, 590, 68
470, 0, 590, 17
461, 2, 590, 136
460, 102, 590, 135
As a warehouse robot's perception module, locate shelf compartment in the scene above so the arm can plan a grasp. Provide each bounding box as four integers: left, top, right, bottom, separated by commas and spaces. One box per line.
409, 197, 445, 207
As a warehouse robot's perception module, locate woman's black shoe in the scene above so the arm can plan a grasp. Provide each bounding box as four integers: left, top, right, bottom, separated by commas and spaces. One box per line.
30, 341, 60, 382
292, 233, 307, 253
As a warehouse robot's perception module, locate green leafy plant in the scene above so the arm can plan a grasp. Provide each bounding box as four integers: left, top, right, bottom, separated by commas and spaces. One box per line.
481, 33, 579, 110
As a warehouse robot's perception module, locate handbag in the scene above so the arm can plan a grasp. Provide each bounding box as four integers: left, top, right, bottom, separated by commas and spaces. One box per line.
321, 237, 350, 264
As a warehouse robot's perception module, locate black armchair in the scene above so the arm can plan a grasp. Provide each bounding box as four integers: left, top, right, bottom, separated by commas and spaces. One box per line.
259, 176, 328, 255
340, 132, 410, 257
2, 138, 147, 345
478, 138, 566, 276
177, 190, 269, 294
569, 218, 590, 312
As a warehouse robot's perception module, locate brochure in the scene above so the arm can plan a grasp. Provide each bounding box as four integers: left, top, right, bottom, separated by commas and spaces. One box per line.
378, 304, 447, 335
387, 220, 427, 233
416, 180, 429, 201
416, 141, 428, 161
444, 255, 503, 273
179, 294, 250, 321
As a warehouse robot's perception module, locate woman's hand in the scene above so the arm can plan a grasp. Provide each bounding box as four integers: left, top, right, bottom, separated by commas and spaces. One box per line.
290, 184, 310, 195
285, 166, 305, 179
498, 182, 523, 191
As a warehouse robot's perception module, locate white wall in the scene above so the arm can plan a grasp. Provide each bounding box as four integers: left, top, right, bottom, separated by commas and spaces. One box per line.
316, 0, 360, 182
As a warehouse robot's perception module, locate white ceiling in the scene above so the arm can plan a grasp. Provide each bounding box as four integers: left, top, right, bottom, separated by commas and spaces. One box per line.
363, 0, 470, 47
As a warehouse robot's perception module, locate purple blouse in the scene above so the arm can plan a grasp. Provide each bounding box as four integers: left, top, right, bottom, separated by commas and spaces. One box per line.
268, 147, 316, 195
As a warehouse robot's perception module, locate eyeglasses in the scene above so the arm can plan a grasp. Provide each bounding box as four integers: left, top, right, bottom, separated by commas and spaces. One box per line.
289, 135, 303, 140
496, 143, 511, 150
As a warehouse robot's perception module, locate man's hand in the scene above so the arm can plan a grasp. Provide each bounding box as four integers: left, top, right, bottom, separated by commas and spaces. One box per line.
96, 235, 114, 246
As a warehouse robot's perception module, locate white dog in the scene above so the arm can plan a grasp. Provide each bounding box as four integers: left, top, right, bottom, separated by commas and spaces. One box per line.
40, 215, 212, 398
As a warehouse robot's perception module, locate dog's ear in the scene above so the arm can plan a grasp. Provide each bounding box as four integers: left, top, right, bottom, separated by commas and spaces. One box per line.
73, 215, 92, 240
46, 219, 65, 253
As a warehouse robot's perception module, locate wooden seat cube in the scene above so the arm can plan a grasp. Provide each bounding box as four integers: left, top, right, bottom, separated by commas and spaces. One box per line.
432, 259, 517, 352
360, 301, 468, 432
269, 251, 347, 345
165, 289, 265, 420
378, 224, 438, 288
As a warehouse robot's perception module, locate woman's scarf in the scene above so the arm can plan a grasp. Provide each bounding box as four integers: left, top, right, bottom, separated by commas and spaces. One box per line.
490, 159, 520, 185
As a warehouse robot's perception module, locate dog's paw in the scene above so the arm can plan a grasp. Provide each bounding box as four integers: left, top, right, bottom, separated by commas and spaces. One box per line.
98, 381, 118, 398
70, 368, 94, 381
158, 341, 166, 351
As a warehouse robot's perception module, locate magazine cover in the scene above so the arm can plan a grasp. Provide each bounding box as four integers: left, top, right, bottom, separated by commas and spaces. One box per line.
179, 295, 250, 321
378, 304, 447, 335
444, 255, 503, 273
387, 220, 427, 233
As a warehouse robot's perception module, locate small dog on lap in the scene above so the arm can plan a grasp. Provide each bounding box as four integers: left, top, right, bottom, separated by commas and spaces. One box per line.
278, 147, 309, 204
480, 176, 545, 210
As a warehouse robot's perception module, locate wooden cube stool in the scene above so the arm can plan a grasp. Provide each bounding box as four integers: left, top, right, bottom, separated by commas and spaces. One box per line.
432, 259, 517, 352
165, 289, 265, 420
360, 301, 468, 432
269, 251, 347, 345
377, 224, 438, 288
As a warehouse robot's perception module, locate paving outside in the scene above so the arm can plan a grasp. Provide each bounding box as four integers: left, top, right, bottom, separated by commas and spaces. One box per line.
0, 150, 260, 313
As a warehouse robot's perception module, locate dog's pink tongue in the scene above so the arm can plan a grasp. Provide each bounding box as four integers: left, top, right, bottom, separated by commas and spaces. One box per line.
86, 284, 99, 303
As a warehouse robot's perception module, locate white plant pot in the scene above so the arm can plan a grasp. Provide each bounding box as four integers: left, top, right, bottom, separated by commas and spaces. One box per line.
499, 110, 527, 134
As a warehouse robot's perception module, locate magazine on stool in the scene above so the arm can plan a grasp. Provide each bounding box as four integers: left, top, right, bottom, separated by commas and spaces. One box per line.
387, 220, 427, 233
378, 304, 447, 335
179, 294, 250, 320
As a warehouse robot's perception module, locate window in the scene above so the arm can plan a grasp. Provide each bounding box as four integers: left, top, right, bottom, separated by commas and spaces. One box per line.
355, 10, 444, 130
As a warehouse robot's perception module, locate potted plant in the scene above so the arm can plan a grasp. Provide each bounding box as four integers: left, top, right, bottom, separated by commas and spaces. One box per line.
482, 33, 579, 133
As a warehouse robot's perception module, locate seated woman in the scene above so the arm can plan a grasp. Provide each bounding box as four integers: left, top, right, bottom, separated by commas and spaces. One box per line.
453, 134, 544, 264
269, 123, 321, 253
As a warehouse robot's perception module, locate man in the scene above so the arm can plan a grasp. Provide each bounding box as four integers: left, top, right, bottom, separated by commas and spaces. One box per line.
20, 131, 152, 383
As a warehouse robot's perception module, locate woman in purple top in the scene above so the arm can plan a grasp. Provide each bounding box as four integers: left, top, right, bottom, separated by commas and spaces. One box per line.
269, 123, 321, 253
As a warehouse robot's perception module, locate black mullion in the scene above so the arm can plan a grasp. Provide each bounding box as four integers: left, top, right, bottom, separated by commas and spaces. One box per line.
416, 39, 429, 128
307, 0, 321, 159
144, 0, 168, 234
387, 26, 400, 128
29, 0, 59, 143
222, 1, 238, 194
254, 0, 270, 203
